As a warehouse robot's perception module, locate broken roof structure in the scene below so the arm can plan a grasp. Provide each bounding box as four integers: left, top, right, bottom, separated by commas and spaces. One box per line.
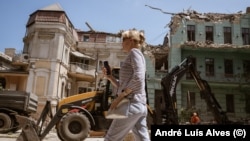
167, 7, 250, 51
168, 8, 248, 34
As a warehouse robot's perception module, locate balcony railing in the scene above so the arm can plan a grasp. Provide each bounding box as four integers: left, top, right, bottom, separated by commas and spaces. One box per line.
194, 72, 249, 83
69, 62, 96, 77
155, 71, 249, 84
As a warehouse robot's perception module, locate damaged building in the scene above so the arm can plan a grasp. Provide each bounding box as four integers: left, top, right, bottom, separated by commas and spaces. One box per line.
159, 7, 250, 123
1, 2, 249, 126
0, 3, 165, 119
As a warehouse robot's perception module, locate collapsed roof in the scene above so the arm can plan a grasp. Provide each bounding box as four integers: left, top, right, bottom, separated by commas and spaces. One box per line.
168, 9, 246, 34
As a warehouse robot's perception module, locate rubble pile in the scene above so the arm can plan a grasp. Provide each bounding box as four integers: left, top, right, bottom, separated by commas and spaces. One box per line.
181, 41, 250, 49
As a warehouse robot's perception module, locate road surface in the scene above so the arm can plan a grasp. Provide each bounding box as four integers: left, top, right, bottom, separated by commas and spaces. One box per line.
0, 130, 104, 141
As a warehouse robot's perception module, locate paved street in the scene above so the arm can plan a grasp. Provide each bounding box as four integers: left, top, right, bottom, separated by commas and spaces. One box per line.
0, 128, 141, 141
0, 130, 104, 141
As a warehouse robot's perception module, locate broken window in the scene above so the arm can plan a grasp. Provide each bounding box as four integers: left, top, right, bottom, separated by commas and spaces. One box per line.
83, 35, 89, 42
226, 94, 234, 113
205, 26, 214, 42
187, 25, 195, 41
186, 57, 196, 79
187, 91, 195, 109
223, 27, 232, 44
155, 55, 168, 71
242, 28, 250, 45
205, 58, 214, 76
224, 59, 234, 77
243, 60, 250, 78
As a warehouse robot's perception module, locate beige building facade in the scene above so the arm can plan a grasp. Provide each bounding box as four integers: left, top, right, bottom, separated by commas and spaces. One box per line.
0, 4, 132, 116
0, 3, 168, 122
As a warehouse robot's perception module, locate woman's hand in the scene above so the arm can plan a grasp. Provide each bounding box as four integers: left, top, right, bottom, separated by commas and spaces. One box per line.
102, 67, 112, 76
102, 67, 112, 79
109, 96, 123, 110
109, 89, 132, 110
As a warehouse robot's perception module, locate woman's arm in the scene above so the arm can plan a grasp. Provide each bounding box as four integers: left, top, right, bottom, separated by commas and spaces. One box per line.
106, 75, 119, 88
102, 67, 119, 88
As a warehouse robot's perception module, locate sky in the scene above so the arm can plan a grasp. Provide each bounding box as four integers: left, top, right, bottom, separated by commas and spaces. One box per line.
0, 0, 249, 53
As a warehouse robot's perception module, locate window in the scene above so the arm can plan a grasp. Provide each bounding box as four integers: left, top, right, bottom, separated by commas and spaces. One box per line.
61, 82, 65, 98
205, 58, 214, 76
81, 59, 89, 70
78, 87, 88, 93
106, 36, 114, 42
226, 94, 234, 113
224, 59, 233, 77
187, 91, 195, 109
0, 77, 6, 89
155, 55, 168, 71
98, 60, 103, 72
205, 26, 214, 42
186, 57, 196, 79
243, 60, 250, 77
224, 27, 232, 44
106, 36, 120, 43
63, 48, 69, 64
23, 43, 29, 53
242, 28, 250, 45
245, 94, 250, 113
187, 25, 195, 41
83, 35, 89, 42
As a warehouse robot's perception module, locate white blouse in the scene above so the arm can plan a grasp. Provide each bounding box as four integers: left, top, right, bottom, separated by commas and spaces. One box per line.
117, 48, 147, 104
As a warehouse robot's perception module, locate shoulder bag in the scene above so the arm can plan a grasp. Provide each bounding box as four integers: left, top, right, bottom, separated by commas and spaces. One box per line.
105, 98, 130, 119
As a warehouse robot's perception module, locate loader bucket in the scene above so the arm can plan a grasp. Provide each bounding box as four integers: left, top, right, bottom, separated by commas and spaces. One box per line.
15, 115, 40, 141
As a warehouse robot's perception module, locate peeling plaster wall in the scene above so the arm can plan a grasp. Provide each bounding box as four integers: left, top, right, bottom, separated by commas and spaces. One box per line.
167, 7, 250, 122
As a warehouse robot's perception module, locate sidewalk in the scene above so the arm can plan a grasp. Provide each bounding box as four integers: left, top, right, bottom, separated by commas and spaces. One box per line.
0, 130, 137, 141
0, 130, 104, 141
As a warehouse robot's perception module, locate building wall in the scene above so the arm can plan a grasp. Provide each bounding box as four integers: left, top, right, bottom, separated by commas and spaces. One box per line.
23, 10, 76, 113
168, 9, 250, 122
181, 50, 249, 121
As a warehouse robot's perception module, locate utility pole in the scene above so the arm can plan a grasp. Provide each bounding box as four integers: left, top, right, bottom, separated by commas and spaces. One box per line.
85, 22, 98, 90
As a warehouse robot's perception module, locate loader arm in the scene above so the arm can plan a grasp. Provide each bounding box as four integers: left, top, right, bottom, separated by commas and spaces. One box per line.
188, 60, 230, 124
161, 56, 230, 125
161, 58, 189, 124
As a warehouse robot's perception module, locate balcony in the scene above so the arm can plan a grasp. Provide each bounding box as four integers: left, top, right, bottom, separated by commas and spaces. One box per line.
77, 42, 122, 50
194, 72, 249, 84
11, 54, 29, 67
68, 62, 96, 82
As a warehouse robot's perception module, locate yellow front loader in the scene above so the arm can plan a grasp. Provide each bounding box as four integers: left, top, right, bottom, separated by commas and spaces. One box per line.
15, 68, 155, 141
16, 89, 114, 141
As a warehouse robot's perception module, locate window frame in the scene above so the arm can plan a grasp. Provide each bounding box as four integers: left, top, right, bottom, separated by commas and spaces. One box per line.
187, 25, 196, 41
223, 27, 232, 44
205, 26, 214, 42
205, 58, 215, 76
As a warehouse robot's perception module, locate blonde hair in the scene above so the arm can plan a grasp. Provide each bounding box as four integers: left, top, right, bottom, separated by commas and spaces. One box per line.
121, 29, 145, 47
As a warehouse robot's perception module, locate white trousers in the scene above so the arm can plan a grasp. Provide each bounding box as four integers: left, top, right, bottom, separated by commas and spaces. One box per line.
104, 102, 150, 141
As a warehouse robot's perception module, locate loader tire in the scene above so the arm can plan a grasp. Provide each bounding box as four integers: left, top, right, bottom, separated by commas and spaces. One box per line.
57, 112, 90, 141
0, 113, 12, 133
